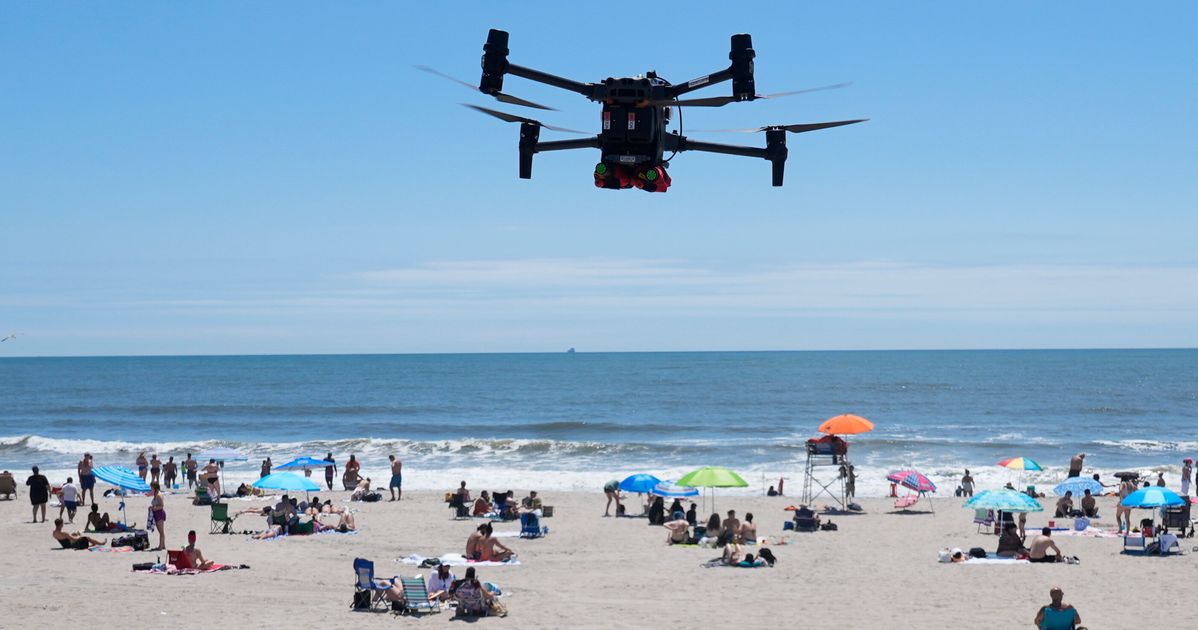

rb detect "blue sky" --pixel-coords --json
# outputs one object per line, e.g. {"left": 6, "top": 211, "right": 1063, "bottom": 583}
{"left": 2, "top": 3, "right": 1196, "bottom": 355}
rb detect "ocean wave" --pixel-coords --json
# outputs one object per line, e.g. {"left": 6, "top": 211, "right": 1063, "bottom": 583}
{"left": 1090, "top": 439, "right": 1198, "bottom": 454}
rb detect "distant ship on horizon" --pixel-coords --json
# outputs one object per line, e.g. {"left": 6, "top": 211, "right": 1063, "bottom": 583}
{"left": 566, "top": 347, "right": 575, "bottom": 353}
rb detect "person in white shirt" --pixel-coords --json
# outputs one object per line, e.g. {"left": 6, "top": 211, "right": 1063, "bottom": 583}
{"left": 427, "top": 563, "right": 457, "bottom": 601}
{"left": 59, "top": 478, "right": 80, "bottom": 523}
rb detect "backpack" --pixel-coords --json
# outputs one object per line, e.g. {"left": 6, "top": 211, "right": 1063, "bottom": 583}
{"left": 969, "top": 547, "right": 987, "bottom": 559}
{"left": 363, "top": 492, "right": 382, "bottom": 503}
{"left": 351, "top": 590, "right": 371, "bottom": 610}
{"left": 820, "top": 521, "right": 838, "bottom": 531}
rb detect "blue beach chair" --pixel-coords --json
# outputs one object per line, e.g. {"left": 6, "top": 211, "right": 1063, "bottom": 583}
{"left": 519, "top": 511, "right": 544, "bottom": 538}
{"left": 352, "top": 557, "right": 396, "bottom": 612}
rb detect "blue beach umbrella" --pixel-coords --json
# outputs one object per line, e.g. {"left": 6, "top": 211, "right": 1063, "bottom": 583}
{"left": 275, "top": 456, "right": 331, "bottom": 471}
{"left": 619, "top": 474, "right": 662, "bottom": 494}
{"left": 651, "top": 481, "right": 700, "bottom": 498}
{"left": 92, "top": 466, "right": 151, "bottom": 493}
{"left": 1053, "top": 477, "right": 1103, "bottom": 497}
{"left": 964, "top": 489, "right": 1043, "bottom": 513}
{"left": 253, "top": 472, "right": 321, "bottom": 493}
{"left": 1121, "top": 487, "right": 1185, "bottom": 509}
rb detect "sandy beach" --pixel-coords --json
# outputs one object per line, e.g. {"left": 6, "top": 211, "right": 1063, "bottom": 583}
{"left": 0, "top": 486, "right": 1187, "bottom": 629}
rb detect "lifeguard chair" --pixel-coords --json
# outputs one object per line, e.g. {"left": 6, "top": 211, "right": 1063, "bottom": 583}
{"left": 801, "top": 435, "right": 849, "bottom": 509}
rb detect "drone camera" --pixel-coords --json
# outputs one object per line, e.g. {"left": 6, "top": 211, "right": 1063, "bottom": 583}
{"left": 480, "top": 29, "right": 510, "bottom": 94}
{"left": 729, "top": 33, "right": 756, "bottom": 99}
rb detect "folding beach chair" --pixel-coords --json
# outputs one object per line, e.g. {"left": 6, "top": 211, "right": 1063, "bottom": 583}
{"left": 1162, "top": 504, "right": 1192, "bottom": 537}
{"left": 973, "top": 509, "right": 994, "bottom": 533}
{"left": 400, "top": 576, "right": 442, "bottom": 615}
{"left": 894, "top": 495, "right": 919, "bottom": 510}
{"left": 167, "top": 549, "right": 193, "bottom": 570}
{"left": 519, "top": 511, "right": 543, "bottom": 538}
{"left": 209, "top": 503, "right": 235, "bottom": 534}
{"left": 1122, "top": 534, "right": 1147, "bottom": 553}
{"left": 352, "top": 558, "right": 396, "bottom": 612}
{"left": 793, "top": 508, "right": 819, "bottom": 532}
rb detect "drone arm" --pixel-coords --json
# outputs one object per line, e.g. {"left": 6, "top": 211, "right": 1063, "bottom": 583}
{"left": 667, "top": 33, "right": 756, "bottom": 99}
{"left": 506, "top": 63, "right": 593, "bottom": 98}
{"left": 668, "top": 130, "right": 788, "bottom": 186}
{"left": 668, "top": 68, "right": 734, "bottom": 98}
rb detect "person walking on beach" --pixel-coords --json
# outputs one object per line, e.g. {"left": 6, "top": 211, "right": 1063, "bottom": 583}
{"left": 59, "top": 477, "right": 80, "bottom": 523}
{"left": 323, "top": 453, "right": 337, "bottom": 491}
{"left": 136, "top": 452, "right": 148, "bottom": 481}
{"left": 260, "top": 457, "right": 272, "bottom": 479}
{"left": 26, "top": 466, "right": 50, "bottom": 523}
{"left": 1033, "top": 587, "right": 1083, "bottom": 630}
{"left": 184, "top": 453, "right": 197, "bottom": 489}
{"left": 149, "top": 454, "right": 161, "bottom": 485}
{"left": 163, "top": 456, "right": 177, "bottom": 489}
{"left": 148, "top": 482, "right": 166, "bottom": 551}
{"left": 203, "top": 459, "right": 220, "bottom": 497}
{"left": 1067, "top": 453, "right": 1084, "bottom": 478}
{"left": 961, "top": 470, "right": 975, "bottom": 497}
{"left": 388, "top": 455, "right": 403, "bottom": 501}
{"left": 1182, "top": 458, "right": 1192, "bottom": 496}
{"left": 1116, "top": 476, "right": 1135, "bottom": 532}
{"left": 77, "top": 453, "right": 96, "bottom": 505}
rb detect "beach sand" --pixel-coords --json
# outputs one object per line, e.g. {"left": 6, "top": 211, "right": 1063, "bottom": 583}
{"left": 0, "top": 488, "right": 1187, "bottom": 628}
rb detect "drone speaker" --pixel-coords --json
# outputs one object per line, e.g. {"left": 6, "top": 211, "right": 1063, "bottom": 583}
{"left": 481, "top": 29, "right": 510, "bottom": 94}
{"left": 729, "top": 34, "right": 756, "bottom": 99}
{"left": 766, "top": 128, "right": 787, "bottom": 187}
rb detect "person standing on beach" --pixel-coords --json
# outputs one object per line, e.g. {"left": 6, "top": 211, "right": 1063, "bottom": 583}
{"left": 1116, "top": 476, "right": 1135, "bottom": 532}
{"left": 148, "top": 482, "right": 166, "bottom": 551}
{"left": 58, "top": 477, "right": 80, "bottom": 523}
{"left": 961, "top": 470, "right": 975, "bottom": 497}
{"left": 1067, "top": 453, "right": 1084, "bottom": 478}
{"left": 323, "top": 453, "right": 337, "bottom": 491}
{"left": 1156, "top": 472, "right": 1166, "bottom": 487}
{"left": 388, "top": 455, "right": 403, "bottom": 501}
{"left": 77, "top": 453, "right": 96, "bottom": 505}
{"left": 163, "top": 456, "right": 177, "bottom": 489}
{"left": 343, "top": 455, "right": 361, "bottom": 490}
{"left": 136, "top": 452, "right": 148, "bottom": 481}
{"left": 184, "top": 453, "right": 197, "bottom": 489}
{"left": 203, "top": 459, "right": 220, "bottom": 497}
{"left": 603, "top": 479, "right": 621, "bottom": 517}
{"left": 260, "top": 457, "right": 272, "bottom": 479}
{"left": 26, "top": 466, "right": 50, "bottom": 523}
{"left": 149, "top": 454, "right": 161, "bottom": 485}
{"left": 846, "top": 464, "right": 856, "bottom": 499}
{"left": 1182, "top": 458, "right": 1193, "bottom": 496}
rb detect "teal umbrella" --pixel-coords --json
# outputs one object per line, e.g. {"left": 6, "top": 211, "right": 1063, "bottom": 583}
{"left": 1121, "top": 487, "right": 1185, "bottom": 509}
{"left": 964, "top": 489, "right": 1043, "bottom": 513}
{"left": 253, "top": 472, "right": 321, "bottom": 493}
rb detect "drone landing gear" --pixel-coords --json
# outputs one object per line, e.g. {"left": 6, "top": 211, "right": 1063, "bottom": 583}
{"left": 593, "top": 163, "right": 671, "bottom": 193}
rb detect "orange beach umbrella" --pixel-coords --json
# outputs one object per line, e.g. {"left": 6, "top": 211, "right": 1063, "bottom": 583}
{"left": 818, "top": 414, "right": 875, "bottom": 435}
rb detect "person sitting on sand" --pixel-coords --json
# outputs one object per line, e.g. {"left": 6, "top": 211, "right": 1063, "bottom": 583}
{"left": 686, "top": 502, "right": 697, "bottom": 526}
{"left": 427, "top": 563, "right": 456, "bottom": 601}
{"left": 667, "top": 498, "right": 684, "bottom": 518}
{"left": 721, "top": 510, "right": 741, "bottom": 545}
{"left": 182, "top": 530, "right": 215, "bottom": 570}
{"left": 704, "top": 513, "right": 722, "bottom": 542}
{"left": 664, "top": 511, "right": 690, "bottom": 544}
{"left": 1028, "top": 527, "right": 1070, "bottom": 563}
{"left": 466, "top": 523, "right": 488, "bottom": 560}
{"left": 767, "top": 485, "right": 779, "bottom": 497}
{"left": 52, "top": 518, "right": 105, "bottom": 550}
{"left": 473, "top": 490, "right": 492, "bottom": 516}
{"left": 647, "top": 496, "right": 665, "bottom": 526}
{"left": 450, "top": 567, "right": 495, "bottom": 616}
{"left": 1054, "top": 492, "right": 1074, "bottom": 518}
{"left": 739, "top": 512, "right": 757, "bottom": 544}
{"left": 1081, "top": 490, "right": 1097, "bottom": 517}
{"left": 86, "top": 504, "right": 111, "bottom": 532}
{"left": 1033, "top": 587, "right": 1083, "bottom": 630}
{"left": 350, "top": 478, "right": 371, "bottom": 501}
{"left": 996, "top": 522, "right": 1028, "bottom": 558}
{"left": 480, "top": 525, "right": 515, "bottom": 562}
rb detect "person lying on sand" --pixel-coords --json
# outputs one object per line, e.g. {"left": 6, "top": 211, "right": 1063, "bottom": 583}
{"left": 315, "top": 512, "right": 356, "bottom": 533}
{"left": 52, "top": 518, "right": 105, "bottom": 550}
{"left": 350, "top": 478, "right": 371, "bottom": 501}
{"left": 722, "top": 542, "right": 743, "bottom": 565}
{"left": 182, "top": 530, "right": 215, "bottom": 570}
{"left": 253, "top": 524, "right": 283, "bottom": 540}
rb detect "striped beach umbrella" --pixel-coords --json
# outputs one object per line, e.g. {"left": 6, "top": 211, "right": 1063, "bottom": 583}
{"left": 651, "top": 481, "right": 700, "bottom": 498}
{"left": 92, "top": 465, "right": 151, "bottom": 493}
{"left": 997, "top": 457, "right": 1043, "bottom": 471}
{"left": 964, "top": 489, "right": 1043, "bottom": 513}
{"left": 886, "top": 469, "right": 937, "bottom": 493}
{"left": 1053, "top": 477, "right": 1103, "bottom": 497}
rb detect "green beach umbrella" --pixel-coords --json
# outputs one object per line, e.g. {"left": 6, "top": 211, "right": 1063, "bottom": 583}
{"left": 676, "top": 466, "right": 748, "bottom": 515}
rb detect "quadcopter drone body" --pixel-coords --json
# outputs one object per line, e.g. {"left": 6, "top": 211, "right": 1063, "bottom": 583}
{"left": 431, "top": 29, "right": 865, "bottom": 192}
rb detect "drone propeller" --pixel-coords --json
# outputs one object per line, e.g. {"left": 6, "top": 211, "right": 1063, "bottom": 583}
{"left": 461, "top": 104, "right": 589, "bottom": 134}
{"left": 688, "top": 119, "right": 869, "bottom": 134}
{"left": 652, "top": 82, "right": 852, "bottom": 108}
{"left": 416, "top": 65, "right": 555, "bottom": 111}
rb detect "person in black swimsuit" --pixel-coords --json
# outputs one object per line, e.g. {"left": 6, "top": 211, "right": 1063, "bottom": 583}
{"left": 26, "top": 466, "right": 50, "bottom": 523}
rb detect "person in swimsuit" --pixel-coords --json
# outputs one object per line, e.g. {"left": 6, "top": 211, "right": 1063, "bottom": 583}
{"left": 480, "top": 526, "right": 514, "bottom": 562}
{"left": 260, "top": 457, "right": 272, "bottom": 479}
{"left": 961, "top": 470, "right": 975, "bottom": 497}
{"left": 388, "top": 455, "right": 402, "bottom": 501}
{"left": 203, "top": 459, "right": 220, "bottom": 498}
{"left": 664, "top": 511, "right": 690, "bottom": 544}
{"left": 149, "top": 454, "right": 161, "bottom": 484}
{"left": 77, "top": 453, "right": 96, "bottom": 505}
{"left": 149, "top": 482, "right": 167, "bottom": 551}
{"left": 343, "top": 454, "right": 361, "bottom": 490}
{"left": 1116, "top": 478, "right": 1136, "bottom": 532}
{"left": 466, "top": 523, "right": 487, "bottom": 560}
{"left": 26, "top": 465, "right": 50, "bottom": 523}
{"left": 182, "top": 530, "right": 215, "bottom": 570}
{"left": 1028, "top": 528, "right": 1068, "bottom": 563}
{"left": 323, "top": 453, "right": 336, "bottom": 491}
{"left": 184, "top": 453, "right": 197, "bottom": 489}
{"left": 1033, "top": 587, "right": 1082, "bottom": 630}
{"left": 52, "top": 518, "right": 105, "bottom": 550}
{"left": 739, "top": 512, "right": 758, "bottom": 544}
{"left": 603, "top": 479, "right": 622, "bottom": 517}
{"left": 136, "top": 452, "right": 148, "bottom": 481}
{"left": 59, "top": 477, "right": 80, "bottom": 523}
{"left": 1067, "top": 453, "right": 1084, "bottom": 478}
{"left": 1182, "top": 458, "right": 1193, "bottom": 496}
{"left": 162, "top": 456, "right": 177, "bottom": 488}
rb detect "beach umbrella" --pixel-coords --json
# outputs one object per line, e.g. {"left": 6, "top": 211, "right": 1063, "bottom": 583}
{"left": 1053, "top": 477, "right": 1103, "bottom": 497}
{"left": 677, "top": 466, "right": 748, "bottom": 514}
{"left": 619, "top": 474, "right": 662, "bottom": 494}
{"left": 997, "top": 457, "right": 1042, "bottom": 471}
{"left": 275, "top": 456, "right": 331, "bottom": 471}
{"left": 886, "top": 469, "right": 937, "bottom": 493}
{"left": 818, "top": 414, "right": 875, "bottom": 435}
{"left": 1121, "top": 487, "right": 1185, "bottom": 509}
{"left": 253, "top": 472, "right": 320, "bottom": 499}
{"left": 92, "top": 466, "right": 151, "bottom": 493}
{"left": 651, "top": 481, "right": 700, "bottom": 498}
{"left": 964, "top": 489, "right": 1043, "bottom": 513}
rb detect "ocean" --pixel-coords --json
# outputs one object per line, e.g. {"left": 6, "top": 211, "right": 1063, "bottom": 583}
{"left": 1, "top": 350, "right": 1195, "bottom": 496}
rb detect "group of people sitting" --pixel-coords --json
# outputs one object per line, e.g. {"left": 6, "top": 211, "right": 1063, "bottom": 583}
{"left": 997, "top": 522, "right": 1079, "bottom": 563}
{"left": 449, "top": 482, "right": 544, "bottom": 521}
{"left": 465, "top": 522, "right": 515, "bottom": 562}
{"left": 658, "top": 507, "right": 759, "bottom": 547}
{"left": 1054, "top": 490, "right": 1099, "bottom": 518}
{"left": 239, "top": 494, "right": 356, "bottom": 539}
{"left": 374, "top": 565, "right": 502, "bottom": 616}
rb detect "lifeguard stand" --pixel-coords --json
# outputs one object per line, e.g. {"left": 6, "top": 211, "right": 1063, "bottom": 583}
{"left": 801, "top": 435, "right": 849, "bottom": 509}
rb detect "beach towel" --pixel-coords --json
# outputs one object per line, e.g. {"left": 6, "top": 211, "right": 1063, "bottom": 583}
{"left": 134, "top": 564, "right": 249, "bottom": 575}
{"left": 88, "top": 546, "right": 132, "bottom": 553}
{"left": 398, "top": 553, "right": 520, "bottom": 567}
{"left": 313, "top": 528, "right": 359, "bottom": 537}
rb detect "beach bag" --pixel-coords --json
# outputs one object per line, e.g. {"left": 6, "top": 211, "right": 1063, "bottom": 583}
{"left": 820, "top": 521, "right": 838, "bottom": 531}
{"left": 363, "top": 492, "right": 382, "bottom": 503}
{"left": 351, "top": 590, "right": 371, "bottom": 610}
{"left": 114, "top": 531, "right": 149, "bottom": 551}
{"left": 131, "top": 562, "right": 154, "bottom": 571}
{"left": 969, "top": 547, "right": 987, "bottom": 559}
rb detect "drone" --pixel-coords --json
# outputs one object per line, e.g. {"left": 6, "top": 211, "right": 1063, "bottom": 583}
{"left": 421, "top": 29, "right": 866, "bottom": 192}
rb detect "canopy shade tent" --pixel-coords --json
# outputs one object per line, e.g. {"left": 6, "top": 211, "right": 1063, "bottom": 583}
{"left": 818, "top": 414, "right": 874, "bottom": 435}
{"left": 253, "top": 472, "right": 321, "bottom": 494}
{"left": 964, "top": 489, "right": 1043, "bottom": 513}
{"left": 619, "top": 474, "right": 662, "bottom": 494}
{"left": 1053, "top": 477, "right": 1103, "bottom": 497}
{"left": 92, "top": 466, "right": 151, "bottom": 493}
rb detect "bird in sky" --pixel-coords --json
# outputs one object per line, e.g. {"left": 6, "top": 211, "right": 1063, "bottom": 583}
{"left": 0, "top": 334, "right": 17, "bottom": 343}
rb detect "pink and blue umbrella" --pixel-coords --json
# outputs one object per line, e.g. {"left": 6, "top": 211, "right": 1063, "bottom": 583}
{"left": 886, "top": 469, "right": 937, "bottom": 493}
